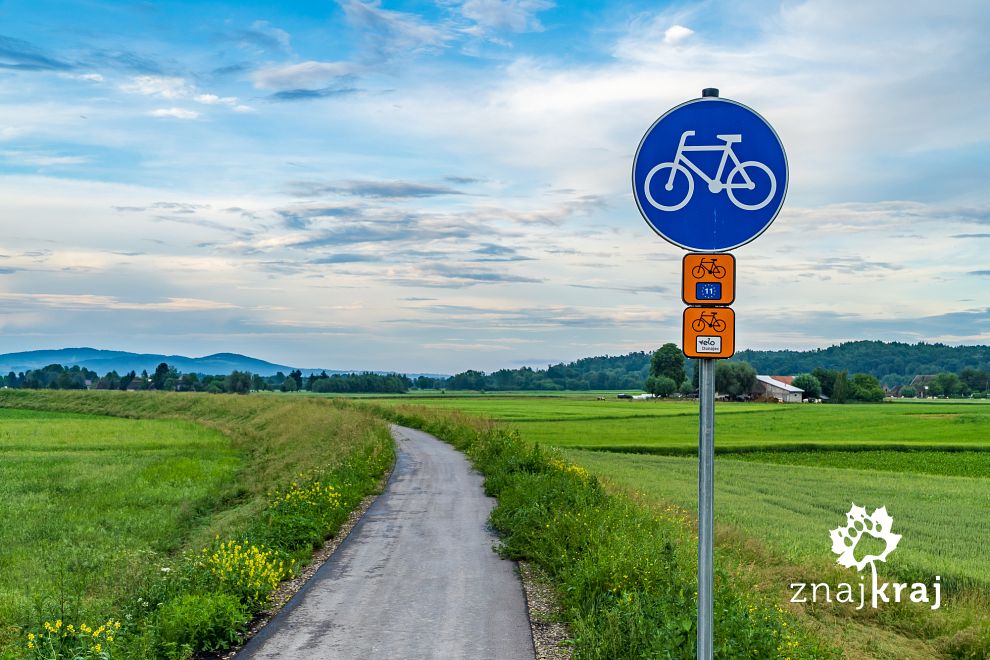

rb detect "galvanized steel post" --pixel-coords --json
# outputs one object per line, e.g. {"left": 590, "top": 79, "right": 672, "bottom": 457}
{"left": 698, "top": 357, "right": 715, "bottom": 659}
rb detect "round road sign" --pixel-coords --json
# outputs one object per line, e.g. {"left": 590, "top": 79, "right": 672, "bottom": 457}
{"left": 632, "top": 97, "right": 787, "bottom": 252}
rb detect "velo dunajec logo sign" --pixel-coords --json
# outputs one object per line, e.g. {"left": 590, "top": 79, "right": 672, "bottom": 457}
{"left": 789, "top": 504, "right": 942, "bottom": 610}
{"left": 631, "top": 96, "right": 788, "bottom": 252}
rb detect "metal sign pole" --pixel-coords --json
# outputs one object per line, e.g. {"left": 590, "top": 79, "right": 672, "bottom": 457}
{"left": 698, "top": 357, "right": 715, "bottom": 659}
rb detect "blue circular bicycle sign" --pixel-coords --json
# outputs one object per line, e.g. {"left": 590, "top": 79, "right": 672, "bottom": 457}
{"left": 632, "top": 96, "right": 787, "bottom": 252}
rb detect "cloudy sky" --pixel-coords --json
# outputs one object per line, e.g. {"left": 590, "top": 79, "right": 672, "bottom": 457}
{"left": 1, "top": 0, "right": 989, "bottom": 373}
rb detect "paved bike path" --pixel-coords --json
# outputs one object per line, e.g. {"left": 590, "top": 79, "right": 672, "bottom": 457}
{"left": 237, "top": 425, "right": 535, "bottom": 660}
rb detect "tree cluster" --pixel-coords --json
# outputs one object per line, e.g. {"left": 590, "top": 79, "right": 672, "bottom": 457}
{"left": 905, "top": 368, "right": 990, "bottom": 398}
{"left": 734, "top": 340, "right": 990, "bottom": 387}
{"left": 802, "top": 368, "right": 885, "bottom": 403}
{"left": 3, "top": 364, "right": 98, "bottom": 390}
{"left": 434, "top": 352, "right": 652, "bottom": 391}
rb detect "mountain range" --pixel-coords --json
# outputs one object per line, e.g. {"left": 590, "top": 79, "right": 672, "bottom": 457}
{"left": 0, "top": 348, "right": 446, "bottom": 378}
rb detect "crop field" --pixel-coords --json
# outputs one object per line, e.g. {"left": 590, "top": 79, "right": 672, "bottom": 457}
{"left": 565, "top": 450, "right": 990, "bottom": 590}
{"left": 377, "top": 395, "right": 990, "bottom": 657}
{"left": 0, "top": 408, "right": 238, "bottom": 633}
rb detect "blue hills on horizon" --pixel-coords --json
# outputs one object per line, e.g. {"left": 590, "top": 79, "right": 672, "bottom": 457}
{"left": 0, "top": 347, "right": 447, "bottom": 379}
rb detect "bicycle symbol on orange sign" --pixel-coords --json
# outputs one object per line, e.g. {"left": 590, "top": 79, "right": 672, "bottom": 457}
{"left": 691, "top": 311, "right": 727, "bottom": 333}
{"left": 691, "top": 258, "right": 726, "bottom": 279}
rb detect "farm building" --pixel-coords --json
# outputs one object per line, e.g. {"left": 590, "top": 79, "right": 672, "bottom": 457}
{"left": 752, "top": 375, "right": 804, "bottom": 403}
{"left": 910, "top": 374, "right": 937, "bottom": 397}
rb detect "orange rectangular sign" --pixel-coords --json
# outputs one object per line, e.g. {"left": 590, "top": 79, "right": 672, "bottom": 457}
{"left": 682, "top": 253, "right": 735, "bottom": 305}
{"left": 683, "top": 307, "right": 735, "bottom": 359}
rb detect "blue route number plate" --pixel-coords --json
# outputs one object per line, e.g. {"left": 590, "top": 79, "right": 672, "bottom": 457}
{"left": 696, "top": 282, "right": 722, "bottom": 301}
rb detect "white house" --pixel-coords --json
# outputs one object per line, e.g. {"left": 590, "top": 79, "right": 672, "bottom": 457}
{"left": 753, "top": 375, "right": 804, "bottom": 403}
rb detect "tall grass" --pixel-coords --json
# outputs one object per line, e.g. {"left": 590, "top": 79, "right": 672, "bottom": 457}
{"left": 367, "top": 402, "right": 838, "bottom": 659}
{"left": 0, "top": 391, "right": 394, "bottom": 659}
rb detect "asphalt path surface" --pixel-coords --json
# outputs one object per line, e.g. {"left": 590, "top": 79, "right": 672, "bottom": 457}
{"left": 237, "top": 424, "right": 535, "bottom": 660}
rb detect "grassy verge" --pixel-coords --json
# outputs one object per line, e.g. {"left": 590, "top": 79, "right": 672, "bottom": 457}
{"left": 365, "top": 402, "right": 839, "bottom": 658}
{"left": 0, "top": 390, "right": 394, "bottom": 659}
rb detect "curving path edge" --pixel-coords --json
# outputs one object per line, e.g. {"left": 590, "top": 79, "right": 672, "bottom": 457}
{"left": 237, "top": 424, "right": 535, "bottom": 660}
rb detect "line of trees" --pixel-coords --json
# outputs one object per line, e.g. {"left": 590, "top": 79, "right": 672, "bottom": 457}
{"left": 278, "top": 369, "right": 411, "bottom": 393}
{"left": 1, "top": 363, "right": 412, "bottom": 394}
{"left": 421, "top": 352, "right": 652, "bottom": 392}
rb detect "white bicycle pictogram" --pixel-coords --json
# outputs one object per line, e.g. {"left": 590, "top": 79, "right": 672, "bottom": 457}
{"left": 644, "top": 130, "right": 777, "bottom": 212}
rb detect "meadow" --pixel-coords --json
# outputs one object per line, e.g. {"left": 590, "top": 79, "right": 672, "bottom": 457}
{"left": 4, "top": 388, "right": 987, "bottom": 658}
{"left": 0, "top": 408, "right": 238, "bottom": 636}
{"left": 373, "top": 394, "right": 990, "bottom": 658}
{"left": 385, "top": 395, "right": 990, "bottom": 452}
{"left": 0, "top": 391, "right": 394, "bottom": 658}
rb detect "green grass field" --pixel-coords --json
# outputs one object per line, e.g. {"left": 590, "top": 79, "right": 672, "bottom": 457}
{"left": 0, "top": 408, "right": 238, "bottom": 638}
{"left": 564, "top": 450, "right": 990, "bottom": 591}
{"left": 4, "top": 390, "right": 987, "bottom": 657}
{"left": 375, "top": 395, "right": 990, "bottom": 657}
{"left": 383, "top": 396, "right": 990, "bottom": 452}
{"left": 0, "top": 391, "right": 394, "bottom": 658}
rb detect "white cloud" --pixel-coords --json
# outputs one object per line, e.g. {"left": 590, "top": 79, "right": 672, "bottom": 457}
{"left": 149, "top": 108, "right": 200, "bottom": 120}
{"left": 252, "top": 61, "right": 354, "bottom": 89}
{"left": 459, "top": 0, "right": 554, "bottom": 33}
{"left": 0, "top": 293, "right": 238, "bottom": 312}
{"left": 122, "top": 76, "right": 245, "bottom": 114}
{"left": 341, "top": 0, "right": 451, "bottom": 61}
{"left": 60, "top": 72, "right": 104, "bottom": 82}
{"left": 121, "top": 75, "right": 192, "bottom": 99}
{"left": 663, "top": 24, "right": 694, "bottom": 45}
{"left": 0, "top": 150, "right": 89, "bottom": 167}
{"left": 194, "top": 94, "right": 240, "bottom": 106}
{"left": 251, "top": 20, "right": 292, "bottom": 51}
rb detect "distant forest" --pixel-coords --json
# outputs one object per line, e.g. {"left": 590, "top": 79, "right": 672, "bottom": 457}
{"left": 733, "top": 340, "right": 990, "bottom": 388}
{"left": 431, "top": 340, "right": 990, "bottom": 391}
{"left": 418, "top": 352, "right": 653, "bottom": 391}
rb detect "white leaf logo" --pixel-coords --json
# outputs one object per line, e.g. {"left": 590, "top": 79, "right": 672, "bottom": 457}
{"left": 829, "top": 503, "right": 901, "bottom": 571}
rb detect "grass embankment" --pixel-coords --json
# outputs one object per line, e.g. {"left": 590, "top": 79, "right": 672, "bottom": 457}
{"left": 365, "top": 402, "right": 839, "bottom": 659}
{"left": 0, "top": 390, "right": 394, "bottom": 659}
